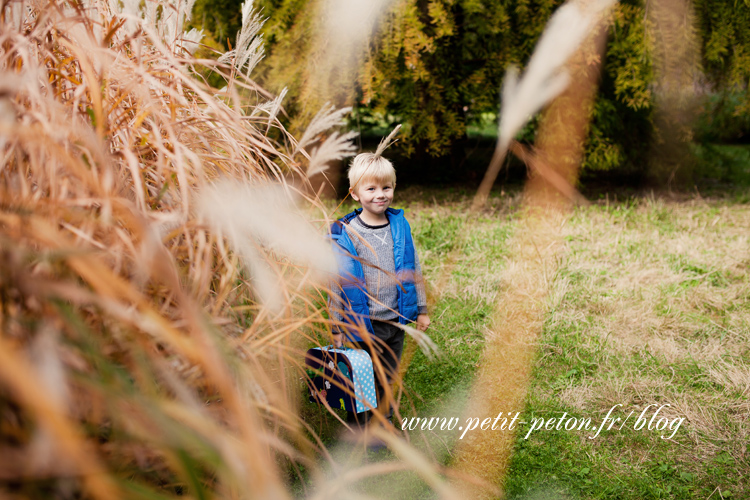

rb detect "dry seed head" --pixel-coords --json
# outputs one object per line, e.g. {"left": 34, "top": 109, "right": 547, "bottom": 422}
{"left": 295, "top": 102, "right": 352, "bottom": 154}
{"left": 306, "top": 130, "right": 359, "bottom": 178}
{"left": 498, "top": 0, "right": 616, "bottom": 151}
{"left": 374, "top": 123, "right": 401, "bottom": 157}
{"left": 251, "top": 86, "right": 287, "bottom": 122}
{"left": 179, "top": 28, "right": 205, "bottom": 55}
{"left": 5, "top": 1, "right": 28, "bottom": 29}
{"left": 218, "top": 0, "right": 266, "bottom": 77}
{"left": 196, "top": 180, "right": 338, "bottom": 313}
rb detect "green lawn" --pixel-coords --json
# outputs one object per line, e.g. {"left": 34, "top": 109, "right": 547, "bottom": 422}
{"left": 502, "top": 197, "right": 749, "bottom": 500}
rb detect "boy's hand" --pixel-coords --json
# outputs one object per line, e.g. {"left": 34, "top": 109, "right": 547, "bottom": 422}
{"left": 416, "top": 314, "right": 431, "bottom": 332}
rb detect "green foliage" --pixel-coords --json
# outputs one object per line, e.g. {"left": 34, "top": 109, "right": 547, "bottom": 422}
{"left": 248, "top": 0, "right": 659, "bottom": 175}
{"left": 191, "top": 0, "right": 243, "bottom": 49}
{"left": 694, "top": 90, "right": 750, "bottom": 143}
{"left": 692, "top": 143, "right": 750, "bottom": 187}
{"left": 193, "top": 0, "right": 750, "bottom": 180}
{"left": 694, "top": 0, "right": 750, "bottom": 91}
{"left": 251, "top": 0, "right": 315, "bottom": 101}
{"left": 362, "top": 0, "right": 562, "bottom": 157}
{"left": 692, "top": 0, "right": 750, "bottom": 143}
{"left": 581, "top": 1, "right": 654, "bottom": 173}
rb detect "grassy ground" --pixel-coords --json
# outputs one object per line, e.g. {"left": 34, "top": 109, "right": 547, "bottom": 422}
{"left": 504, "top": 196, "right": 750, "bottom": 500}
{"left": 302, "top": 188, "right": 749, "bottom": 499}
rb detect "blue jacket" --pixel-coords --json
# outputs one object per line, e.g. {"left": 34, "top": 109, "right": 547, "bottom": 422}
{"left": 329, "top": 208, "right": 420, "bottom": 341}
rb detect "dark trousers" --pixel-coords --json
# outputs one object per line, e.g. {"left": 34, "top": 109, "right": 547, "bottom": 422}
{"left": 347, "top": 319, "right": 404, "bottom": 425}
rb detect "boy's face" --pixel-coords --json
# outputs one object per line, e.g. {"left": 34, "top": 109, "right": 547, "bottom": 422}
{"left": 350, "top": 178, "right": 394, "bottom": 220}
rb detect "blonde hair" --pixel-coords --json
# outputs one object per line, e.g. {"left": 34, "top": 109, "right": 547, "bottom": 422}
{"left": 347, "top": 153, "right": 397, "bottom": 190}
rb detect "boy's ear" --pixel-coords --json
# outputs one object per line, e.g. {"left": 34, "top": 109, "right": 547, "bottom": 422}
{"left": 349, "top": 187, "right": 360, "bottom": 201}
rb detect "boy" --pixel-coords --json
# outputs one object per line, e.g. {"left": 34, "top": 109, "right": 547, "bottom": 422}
{"left": 328, "top": 152, "right": 430, "bottom": 426}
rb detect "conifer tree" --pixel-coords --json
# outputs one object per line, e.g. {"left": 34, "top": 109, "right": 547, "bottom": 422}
{"left": 194, "top": 0, "right": 750, "bottom": 175}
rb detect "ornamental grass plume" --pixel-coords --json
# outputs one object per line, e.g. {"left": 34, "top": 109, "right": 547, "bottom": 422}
{"left": 0, "top": 0, "right": 456, "bottom": 496}
{"left": 217, "top": 0, "right": 266, "bottom": 79}
{"left": 294, "top": 102, "right": 358, "bottom": 177}
{"left": 472, "top": 0, "right": 616, "bottom": 209}
{"left": 0, "top": 0, "right": 416, "bottom": 497}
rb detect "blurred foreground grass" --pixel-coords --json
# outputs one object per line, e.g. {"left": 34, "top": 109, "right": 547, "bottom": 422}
{"left": 0, "top": 1, "right": 352, "bottom": 498}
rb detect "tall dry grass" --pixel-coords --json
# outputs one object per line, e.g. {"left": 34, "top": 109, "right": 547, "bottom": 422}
{"left": 0, "top": 0, "right": 379, "bottom": 497}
